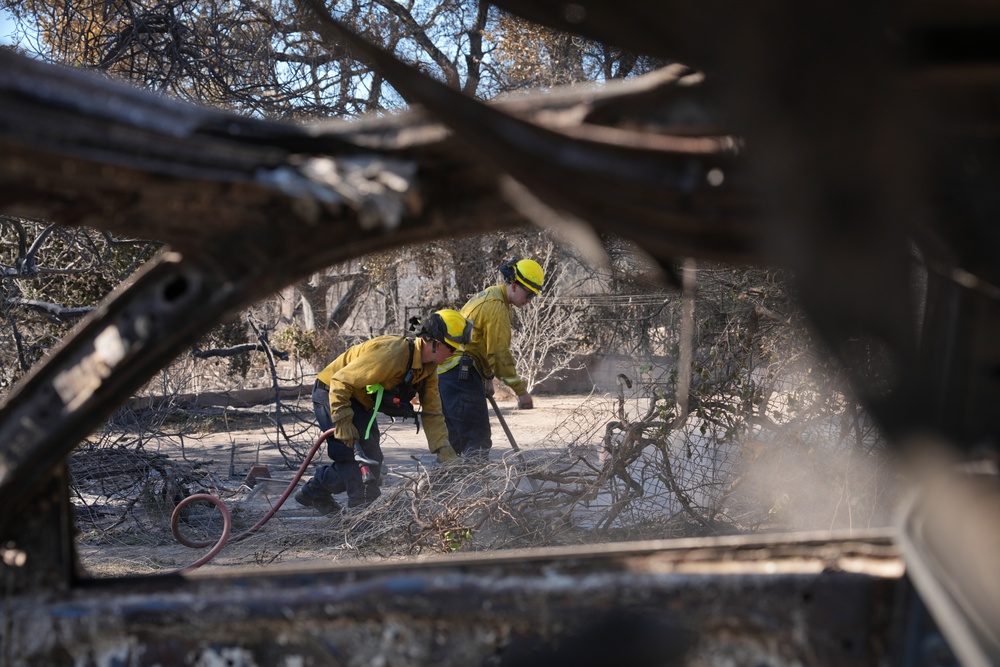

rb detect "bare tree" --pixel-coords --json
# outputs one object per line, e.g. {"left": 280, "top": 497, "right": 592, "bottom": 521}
{"left": 2, "top": 0, "right": 493, "bottom": 115}
{"left": 478, "top": 9, "right": 655, "bottom": 94}
{"left": 0, "top": 0, "right": 662, "bottom": 389}
{"left": 0, "top": 216, "right": 159, "bottom": 386}
{"left": 509, "top": 239, "right": 597, "bottom": 392}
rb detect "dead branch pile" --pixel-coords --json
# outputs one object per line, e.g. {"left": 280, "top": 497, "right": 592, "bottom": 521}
{"left": 69, "top": 441, "right": 232, "bottom": 544}
{"left": 69, "top": 386, "right": 895, "bottom": 576}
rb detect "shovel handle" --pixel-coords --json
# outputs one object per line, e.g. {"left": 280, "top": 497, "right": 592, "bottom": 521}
{"left": 487, "top": 394, "right": 520, "bottom": 452}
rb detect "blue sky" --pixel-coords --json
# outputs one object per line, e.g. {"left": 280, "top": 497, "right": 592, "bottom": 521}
{"left": 1, "top": 8, "right": 15, "bottom": 46}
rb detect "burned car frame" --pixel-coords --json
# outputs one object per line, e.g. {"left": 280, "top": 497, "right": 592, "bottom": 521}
{"left": 1, "top": 0, "right": 999, "bottom": 664}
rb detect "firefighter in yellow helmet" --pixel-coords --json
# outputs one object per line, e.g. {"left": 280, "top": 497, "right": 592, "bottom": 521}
{"left": 295, "top": 309, "right": 473, "bottom": 514}
{"left": 437, "top": 258, "right": 544, "bottom": 461}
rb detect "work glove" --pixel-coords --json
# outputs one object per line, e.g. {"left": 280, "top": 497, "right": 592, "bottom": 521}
{"left": 517, "top": 392, "right": 534, "bottom": 410}
{"left": 435, "top": 444, "right": 460, "bottom": 464}
{"left": 484, "top": 378, "right": 495, "bottom": 397}
{"left": 334, "top": 417, "right": 360, "bottom": 445}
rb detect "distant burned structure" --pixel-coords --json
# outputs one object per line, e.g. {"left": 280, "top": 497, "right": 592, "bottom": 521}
{"left": 1, "top": 0, "right": 999, "bottom": 664}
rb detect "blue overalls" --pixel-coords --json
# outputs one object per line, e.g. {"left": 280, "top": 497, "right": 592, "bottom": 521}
{"left": 438, "top": 357, "right": 492, "bottom": 459}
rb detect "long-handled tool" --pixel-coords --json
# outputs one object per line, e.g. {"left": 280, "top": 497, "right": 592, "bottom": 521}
{"left": 487, "top": 394, "right": 540, "bottom": 491}
{"left": 488, "top": 394, "right": 521, "bottom": 451}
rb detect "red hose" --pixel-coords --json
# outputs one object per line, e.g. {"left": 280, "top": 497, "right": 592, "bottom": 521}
{"left": 169, "top": 427, "right": 335, "bottom": 573}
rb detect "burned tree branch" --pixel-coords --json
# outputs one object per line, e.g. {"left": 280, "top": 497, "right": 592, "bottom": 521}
{"left": 8, "top": 299, "right": 93, "bottom": 323}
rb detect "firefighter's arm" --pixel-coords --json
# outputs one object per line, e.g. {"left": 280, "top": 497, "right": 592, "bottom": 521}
{"left": 325, "top": 372, "right": 356, "bottom": 425}
{"left": 482, "top": 301, "right": 527, "bottom": 396}
{"left": 324, "top": 375, "right": 358, "bottom": 443}
{"left": 327, "top": 347, "right": 401, "bottom": 423}
{"left": 418, "top": 374, "right": 458, "bottom": 461}
{"left": 322, "top": 384, "right": 358, "bottom": 443}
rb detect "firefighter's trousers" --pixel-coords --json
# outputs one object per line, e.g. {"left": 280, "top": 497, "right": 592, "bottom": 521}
{"left": 438, "top": 364, "right": 492, "bottom": 459}
{"left": 300, "top": 384, "right": 383, "bottom": 507}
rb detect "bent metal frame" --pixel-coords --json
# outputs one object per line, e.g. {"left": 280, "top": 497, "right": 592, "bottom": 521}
{"left": 1, "top": 1, "right": 999, "bottom": 664}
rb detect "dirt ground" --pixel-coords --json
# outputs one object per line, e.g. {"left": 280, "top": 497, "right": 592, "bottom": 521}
{"left": 74, "top": 392, "right": 617, "bottom": 578}
{"left": 309, "top": 392, "right": 592, "bottom": 470}
{"left": 73, "top": 384, "right": 899, "bottom": 578}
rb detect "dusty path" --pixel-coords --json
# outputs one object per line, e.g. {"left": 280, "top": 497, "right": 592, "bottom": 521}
{"left": 75, "top": 393, "right": 620, "bottom": 577}
{"left": 202, "top": 393, "right": 604, "bottom": 482}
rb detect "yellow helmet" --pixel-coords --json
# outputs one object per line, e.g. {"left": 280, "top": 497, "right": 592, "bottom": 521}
{"left": 413, "top": 309, "right": 473, "bottom": 351}
{"left": 502, "top": 258, "right": 545, "bottom": 295}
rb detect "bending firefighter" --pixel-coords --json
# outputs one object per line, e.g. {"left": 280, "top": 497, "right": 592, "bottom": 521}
{"left": 296, "top": 309, "right": 473, "bottom": 514}
{"left": 438, "top": 258, "right": 544, "bottom": 461}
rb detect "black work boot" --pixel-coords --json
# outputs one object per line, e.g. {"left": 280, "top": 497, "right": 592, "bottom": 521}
{"left": 294, "top": 490, "right": 342, "bottom": 516}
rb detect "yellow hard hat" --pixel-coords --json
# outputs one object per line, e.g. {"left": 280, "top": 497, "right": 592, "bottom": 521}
{"left": 423, "top": 309, "right": 473, "bottom": 351}
{"left": 507, "top": 258, "right": 545, "bottom": 295}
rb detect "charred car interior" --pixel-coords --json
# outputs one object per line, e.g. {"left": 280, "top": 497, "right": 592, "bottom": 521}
{"left": 1, "top": 0, "right": 999, "bottom": 664}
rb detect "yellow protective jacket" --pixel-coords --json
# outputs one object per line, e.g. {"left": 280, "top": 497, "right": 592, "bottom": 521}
{"left": 316, "top": 336, "right": 450, "bottom": 453}
{"left": 439, "top": 284, "right": 527, "bottom": 396}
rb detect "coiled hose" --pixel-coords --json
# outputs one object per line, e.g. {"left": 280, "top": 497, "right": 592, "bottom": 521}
{"left": 169, "top": 426, "right": 334, "bottom": 573}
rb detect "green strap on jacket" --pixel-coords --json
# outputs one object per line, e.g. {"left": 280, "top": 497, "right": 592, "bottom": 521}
{"left": 365, "top": 383, "right": 384, "bottom": 439}
{"left": 362, "top": 340, "right": 417, "bottom": 439}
